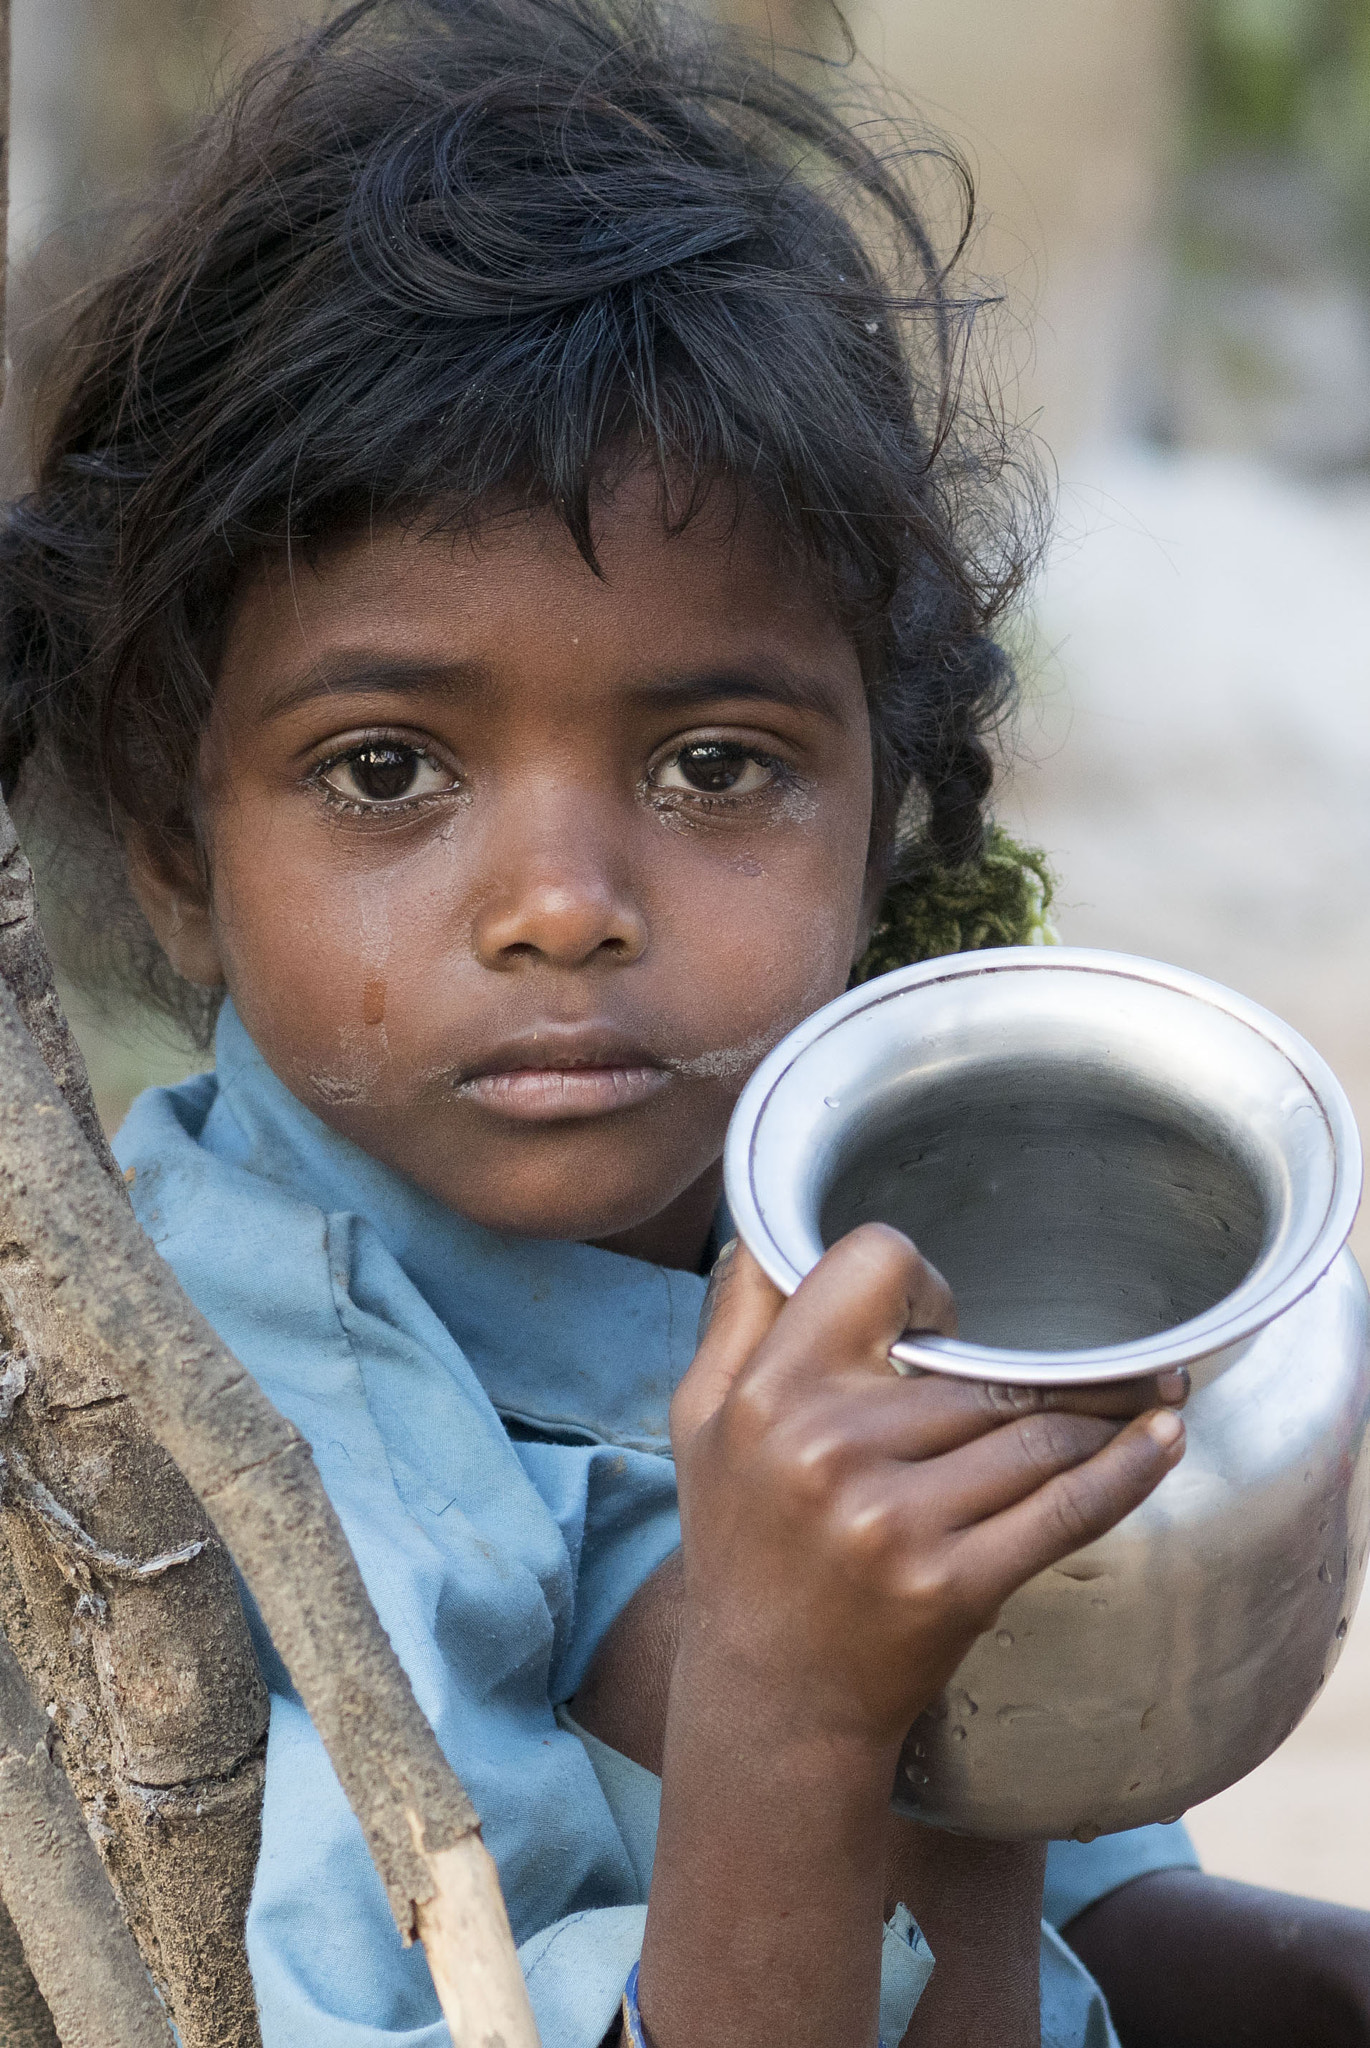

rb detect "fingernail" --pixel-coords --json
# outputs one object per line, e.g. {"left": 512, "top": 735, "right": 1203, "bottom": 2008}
{"left": 1146, "top": 1410, "right": 1184, "bottom": 1448}
{"left": 1157, "top": 1367, "right": 1190, "bottom": 1405}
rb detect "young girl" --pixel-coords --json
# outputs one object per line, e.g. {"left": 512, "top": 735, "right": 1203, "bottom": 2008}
{"left": 5, "top": 4, "right": 1370, "bottom": 2044}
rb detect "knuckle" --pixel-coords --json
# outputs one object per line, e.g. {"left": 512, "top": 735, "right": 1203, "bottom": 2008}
{"left": 1017, "top": 1409, "right": 1083, "bottom": 1470}
{"left": 841, "top": 1221, "right": 922, "bottom": 1298}
{"left": 900, "top": 1547, "right": 955, "bottom": 1610}
{"left": 920, "top": 1263, "right": 957, "bottom": 1328}
{"left": 1047, "top": 1470, "right": 1099, "bottom": 1549}
{"left": 981, "top": 1380, "right": 1043, "bottom": 1420}
{"left": 726, "top": 1372, "right": 782, "bottom": 1445}
{"left": 773, "top": 1428, "right": 847, "bottom": 1513}
{"left": 901, "top": 1549, "right": 981, "bottom": 1629}
{"left": 835, "top": 1492, "right": 900, "bottom": 1570}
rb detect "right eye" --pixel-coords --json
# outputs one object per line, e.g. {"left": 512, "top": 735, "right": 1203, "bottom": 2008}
{"left": 317, "top": 742, "right": 454, "bottom": 807}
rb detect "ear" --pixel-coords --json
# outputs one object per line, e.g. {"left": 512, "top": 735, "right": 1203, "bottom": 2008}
{"left": 125, "top": 828, "right": 225, "bottom": 988}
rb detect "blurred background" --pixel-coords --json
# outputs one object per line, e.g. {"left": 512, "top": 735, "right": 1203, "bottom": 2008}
{"left": 5, "top": 0, "right": 1369, "bottom": 1908}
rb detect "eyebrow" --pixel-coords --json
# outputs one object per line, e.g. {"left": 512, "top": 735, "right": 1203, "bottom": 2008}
{"left": 622, "top": 664, "right": 848, "bottom": 721}
{"left": 257, "top": 658, "right": 494, "bottom": 722}
{"left": 257, "top": 652, "right": 848, "bottom": 724}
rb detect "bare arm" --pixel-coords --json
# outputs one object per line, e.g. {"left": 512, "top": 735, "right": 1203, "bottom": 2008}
{"left": 1062, "top": 1869, "right": 1370, "bottom": 2048}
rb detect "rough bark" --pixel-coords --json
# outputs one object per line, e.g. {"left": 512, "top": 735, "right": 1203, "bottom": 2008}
{"left": 0, "top": 805, "right": 269, "bottom": 2048}
{"left": 0, "top": 1881, "right": 59, "bottom": 2048}
{"left": 0, "top": 817, "right": 114, "bottom": 1181}
{"left": 0, "top": 1629, "right": 174, "bottom": 2048}
{"left": 0, "top": 971, "right": 540, "bottom": 2048}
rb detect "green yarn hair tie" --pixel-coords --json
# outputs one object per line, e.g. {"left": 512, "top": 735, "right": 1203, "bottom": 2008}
{"left": 850, "top": 824, "right": 1059, "bottom": 987}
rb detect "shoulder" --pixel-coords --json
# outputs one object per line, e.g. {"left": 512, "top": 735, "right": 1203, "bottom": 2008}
{"left": 114, "top": 1071, "right": 353, "bottom": 1396}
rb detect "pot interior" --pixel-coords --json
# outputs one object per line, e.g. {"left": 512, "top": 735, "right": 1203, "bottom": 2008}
{"left": 818, "top": 1059, "right": 1268, "bottom": 1352}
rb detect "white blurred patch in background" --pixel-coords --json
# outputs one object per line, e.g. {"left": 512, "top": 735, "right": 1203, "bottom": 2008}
{"left": 1010, "top": 444, "right": 1370, "bottom": 1903}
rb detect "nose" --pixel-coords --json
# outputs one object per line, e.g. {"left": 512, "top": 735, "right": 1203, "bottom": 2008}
{"left": 471, "top": 806, "right": 649, "bottom": 972}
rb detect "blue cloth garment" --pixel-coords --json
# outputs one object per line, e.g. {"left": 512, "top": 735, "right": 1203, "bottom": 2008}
{"left": 115, "top": 1001, "right": 1199, "bottom": 2048}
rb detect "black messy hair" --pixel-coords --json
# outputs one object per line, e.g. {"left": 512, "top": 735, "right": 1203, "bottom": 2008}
{"left": 0, "top": 0, "right": 1044, "bottom": 1042}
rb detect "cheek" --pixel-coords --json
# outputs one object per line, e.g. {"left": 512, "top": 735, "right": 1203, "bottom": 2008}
{"left": 203, "top": 804, "right": 427, "bottom": 1090}
{"left": 654, "top": 813, "right": 870, "bottom": 1059}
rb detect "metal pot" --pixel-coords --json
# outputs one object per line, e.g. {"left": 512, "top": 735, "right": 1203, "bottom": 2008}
{"left": 724, "top": 948, "right": 1370, "bottom": 1840}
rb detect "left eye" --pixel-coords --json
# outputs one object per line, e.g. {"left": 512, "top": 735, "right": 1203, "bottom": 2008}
{"left": 652, "top": 743, "right": 776, "bottom": 796}
{"left": 318, "top": 743, "right": 453, "bottom": 805}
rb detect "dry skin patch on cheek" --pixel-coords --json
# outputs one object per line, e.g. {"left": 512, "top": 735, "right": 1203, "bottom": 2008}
{"left": 670, "top": 1026, "right": 787, "bottom": 1081}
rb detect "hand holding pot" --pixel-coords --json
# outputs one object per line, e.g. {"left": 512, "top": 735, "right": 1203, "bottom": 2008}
{"left": 668, "top": 1227, "right": 1187, "bottom": 1758}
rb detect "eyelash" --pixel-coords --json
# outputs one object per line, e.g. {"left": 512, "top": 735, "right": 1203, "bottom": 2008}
{"left": 645, "top": 739, "right": 794, "bottom": 811}
{"left": 310, "top": 734, "right": 458, "bottom": 817}
{"left": 307, "top": 732, "right": 797, "bottom": 818}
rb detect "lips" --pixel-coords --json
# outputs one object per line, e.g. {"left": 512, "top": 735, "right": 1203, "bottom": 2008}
{"left": 452, "top": 1026, "right": 674, "bottom": 1123}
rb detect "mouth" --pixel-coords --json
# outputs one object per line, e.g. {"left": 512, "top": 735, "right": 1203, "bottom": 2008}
{"left": 453, "top": 1027, "right": 674, "bottom": 1123}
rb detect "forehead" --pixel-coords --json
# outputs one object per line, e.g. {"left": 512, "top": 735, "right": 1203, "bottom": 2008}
{"left": 218, "top": 469, "right": 860, "bottom": 715}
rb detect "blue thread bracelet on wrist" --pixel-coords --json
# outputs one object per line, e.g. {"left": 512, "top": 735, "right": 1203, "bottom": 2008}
{"left": 621, "top": 1962, "right": 649, "bottom": 2048}
{"left": 621, "top": 1962, "right": 887, "bottom": 2048}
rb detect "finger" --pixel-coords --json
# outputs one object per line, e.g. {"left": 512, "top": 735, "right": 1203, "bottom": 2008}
{"left": 830, "top": 1403, "right": 1123, "bottom": 1534}
{"left": 745, "top": 1371, "right": 1108, "bottom": 1475}
{"left": 745, "top": 1223, "right": 955, "bottom": 1402}
{"left": 921, "top": 1408, "right": 1125, "bottom": 1528}
{"left": 953, "top": 1368, "right": 1191, "bottom": 1422}
{"left": 696, "top": 1237, "right": 739, "bottom": 1344}
{"left": 761, "top": 1365, "right": 1187, "bottom": 1482}
{"left": 671, "top": 1242, "right": 784, "bottom": 1448}
{"left": 949, "top": 1409, "right": 1185, "bottom": 1610}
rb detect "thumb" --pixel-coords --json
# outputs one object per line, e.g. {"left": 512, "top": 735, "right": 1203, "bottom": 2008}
{"left": 670, "top": 1241, "right": 784, "bottom": 1452}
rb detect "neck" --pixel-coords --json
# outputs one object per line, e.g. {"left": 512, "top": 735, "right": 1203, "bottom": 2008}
{"left": 591, "top": 1161, "right": 724, "bottom": 1273}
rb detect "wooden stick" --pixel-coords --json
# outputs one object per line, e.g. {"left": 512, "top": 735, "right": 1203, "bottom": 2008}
{"left": 0, "top": 813, "right": 116, "bottom": 1180}
{"left": 0, "top": 1885, "right": 59, "bottom": 2048}
{"left": 0, "top": 799, "right": 269, "bottom": 2048}
{"left": 0, "top": 1629, "right": 174, "bottom": 2048}
{"left": 0, "top": 975, "right": 540, "bottom": 2048}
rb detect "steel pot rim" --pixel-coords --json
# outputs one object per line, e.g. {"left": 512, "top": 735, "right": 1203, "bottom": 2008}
{"left": 724, "top": 946, "right": 1364, "bottom": 1385}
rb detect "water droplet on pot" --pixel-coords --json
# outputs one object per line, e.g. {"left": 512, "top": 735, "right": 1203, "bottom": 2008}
{"left": 1337, "top": 1617, "right": 1349, "bottom": 1639}
{"left": 951, "top": 1725, "right": 967, "bottom": 1742}
{"left": 995, "top": 1630, "right": 1014, "bottom": 1649}
{"left": 1140, "top": 1702, "right": 1160, "bottom": 1731}
{"left": 1073, "top": 1823, "right": 1101, "bottom": 1844}
{"left": 823, "top": 1095, "right": 840, "bottom": 1109}
{"left": 997, "top": 1703, "right": 1050, "bottom": 1727}
{"left": 1319, "top": 1561, "right": 1333, "bottom": 1584}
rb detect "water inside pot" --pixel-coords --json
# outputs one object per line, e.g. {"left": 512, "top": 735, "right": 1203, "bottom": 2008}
{"left": 818, "top": 1059, "right": 1268, "bottom": 1351}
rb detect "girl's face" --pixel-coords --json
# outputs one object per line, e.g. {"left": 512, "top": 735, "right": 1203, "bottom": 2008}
{"left": 137, "top": 471, "right": 875, "bottom": 1268}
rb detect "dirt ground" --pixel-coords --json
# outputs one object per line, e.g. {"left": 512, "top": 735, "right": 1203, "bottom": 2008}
{"left": 1006, "top": 444, "right": 1370, "bottom": 1906}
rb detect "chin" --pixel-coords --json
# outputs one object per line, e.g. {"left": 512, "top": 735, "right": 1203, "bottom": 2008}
{"left": 441, "top": 1155, "right": 705, "bottom": 1247}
